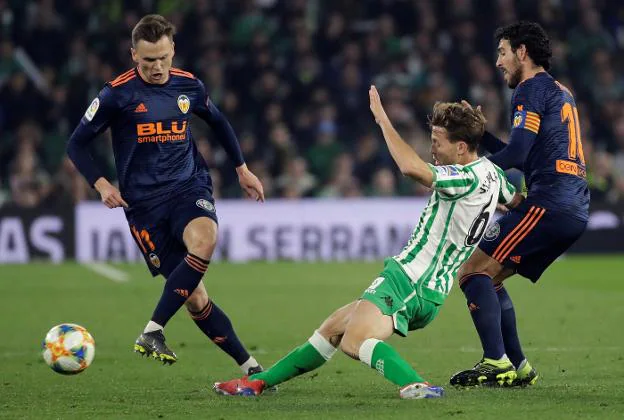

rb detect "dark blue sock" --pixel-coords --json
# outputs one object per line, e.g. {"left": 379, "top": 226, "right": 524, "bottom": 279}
{"left": 460, "top": 273, "right": 506, "bottom": 360}
{"left": 496, "top": 285, "right": 525, "bottom": 367}
{"left": 151, "top": 254, "right": 208, "bottom": 327}
{"left": 189, "top": 300, "right": 251, "bottom": 366}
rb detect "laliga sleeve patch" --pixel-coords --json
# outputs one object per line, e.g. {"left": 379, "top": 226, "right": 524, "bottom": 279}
{"left": 84, "top": 98, "right": 100, "bottom": 121}
{"left": 435, "top": 166, "right": 459, "bottom": 176}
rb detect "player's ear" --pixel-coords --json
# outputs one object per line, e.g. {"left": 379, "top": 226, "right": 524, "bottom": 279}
{"left": 131, "top": 47, "right": 138, "bottom": 63}
{"left": 516, "top": 44, "right": 527, "bottom": 61}
{"left": 171, "top": 41, "right": 175, "bottom": 57}
{"left": 457, "top": 141, "right": 468, "bottom": 155}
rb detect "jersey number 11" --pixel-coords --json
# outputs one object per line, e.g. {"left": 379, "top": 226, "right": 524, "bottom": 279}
{"left": 561, "top": 103, "right": 585, "bottom": 165}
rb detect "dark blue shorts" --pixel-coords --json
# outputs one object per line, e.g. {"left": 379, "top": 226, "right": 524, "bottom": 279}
{"left": 479, "top": 202, "right": 587, "bottom": 282}
{"left": 124, "top": 185, "right": 218, "bottom": 277}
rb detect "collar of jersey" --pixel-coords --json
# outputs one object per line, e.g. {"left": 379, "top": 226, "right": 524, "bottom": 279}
{"left": 517, "top": 71, "right": 549, "bottom": 89}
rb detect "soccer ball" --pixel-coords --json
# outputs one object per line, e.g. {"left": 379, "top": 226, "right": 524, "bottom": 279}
{"left": 42, "top": 323, "right": 95, "bottom": 375}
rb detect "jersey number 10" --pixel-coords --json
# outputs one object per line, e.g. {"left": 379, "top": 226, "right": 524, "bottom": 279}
{"left": 561, "top": 103, "right": 585, "bottom": 165}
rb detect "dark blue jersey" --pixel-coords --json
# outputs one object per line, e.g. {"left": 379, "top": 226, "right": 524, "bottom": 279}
{"left": 67, "top": 67, "right": 244, "bottom": 206}
{"left": 493, "top": 72, "right": 589, "bottom": 221}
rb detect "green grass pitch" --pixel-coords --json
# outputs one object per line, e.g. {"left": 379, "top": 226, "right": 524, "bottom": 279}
{"left": 1, "top": 256, "right": 623, "bottom": 419}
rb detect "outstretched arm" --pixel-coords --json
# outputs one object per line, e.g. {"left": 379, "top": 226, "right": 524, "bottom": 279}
{"left": 461, "top": 90, "right": 539, "bottom": 171}
{"left": 487, "top": 129, "right": 535, "bottom": 170}
{"left": 481, "top": 131, "right": 508, "bottom": 154}
{"left": 369, "top": 85, "right": 433, "bottom": 188}
{"left": 460, "top": 100, "right": 508, "bottom": 154}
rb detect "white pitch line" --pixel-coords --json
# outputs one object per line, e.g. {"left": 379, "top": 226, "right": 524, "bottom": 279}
{"left": 82, "top": 263, "right": 129, "bottom": 283}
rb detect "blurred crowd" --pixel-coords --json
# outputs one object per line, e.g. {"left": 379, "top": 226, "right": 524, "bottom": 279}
{"left": 1, "top": 0, "right": 624, "bottom": 208}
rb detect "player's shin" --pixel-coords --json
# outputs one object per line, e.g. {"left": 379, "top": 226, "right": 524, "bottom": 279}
{"left": 151, "top": 253, "right": 209, "bottom": 328}
{"left": 358, "top": 338, "right": 425, "bottom": 386}
{"left": 496, "top": 285, "right": 525, "bottom": 367}
{"left": 188, "top": 300, "right": 256, "bottom": 370}
{"left": 459, "top": 273, "right": 507, "bottom": 360}
{"left": 249, "top": 330, "right": 337, "bottom": 387}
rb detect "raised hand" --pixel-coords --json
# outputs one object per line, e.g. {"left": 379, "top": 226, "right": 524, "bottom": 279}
{"left": 369, "top": 85, "right": 389, "bottom": 125}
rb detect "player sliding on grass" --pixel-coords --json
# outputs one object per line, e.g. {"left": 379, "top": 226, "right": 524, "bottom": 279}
{"left": 213, "top": 86, "right": 523, "bottom": 399}
{"left": 67, "top": 15, "right": 267, "bottom": 376}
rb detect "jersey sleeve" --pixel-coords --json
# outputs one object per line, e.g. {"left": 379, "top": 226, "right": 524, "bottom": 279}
{"left": 489, "top": 80, "right": 544, "bottom": 170}
{"left": 192, "top": 79, "right": 218, "bottom": 120}
{"left": 494, "top": 166, "right": 517, "bottom": 205}
{"left": 193, "top": 79, "right": 244, "bottom": 167}
{"left": 66, "top": 85, "right": 118, "bottom": 186}
{"left": 80, "top": 85, "right": 118, "bottom": 134}
{"left": 428, "top": 164, "right": 477, "bottom": 200}
{"left": 510, "top": 80, "right": 545, "bottom": 135}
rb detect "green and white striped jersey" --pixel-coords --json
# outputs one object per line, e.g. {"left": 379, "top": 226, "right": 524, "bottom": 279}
{"left": 394, "top": 157, "right": 516, "bottom": 304}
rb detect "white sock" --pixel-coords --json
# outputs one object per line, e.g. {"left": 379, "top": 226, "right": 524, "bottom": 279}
{"left": 358, "top": 338, "right": 381, "bottom": 367}
{"left": 517, "top": 359, "right": 528, "bottom": 370}
{"left": 144, "top": 321, "right": 163, "bottom": 333}
{"left": 494, "top": 354, "right": 511, "bottom": 363}
{"left": 308, "top": 330, "right": 338, "bottom": 361}
{"left": 240, "top": 356, "right": 259, "bottom": 374}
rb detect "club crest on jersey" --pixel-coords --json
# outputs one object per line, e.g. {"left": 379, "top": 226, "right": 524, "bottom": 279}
{"left": 196, "top": 199, "right": 215, "bottom": 213}
{"left": 513, "top": 110, "right": 525, "bottom": 128}
{"left": 177, "top": 95, "right": 190, "bottom": 114}
{"left": 149, "top": 253, "right": 161, "bottom": 268}
{"left": 84, "top": 98, "right": 100, "bottom": 121}
{"left": 483, "top": 222, "right": 500, "bottom": 241}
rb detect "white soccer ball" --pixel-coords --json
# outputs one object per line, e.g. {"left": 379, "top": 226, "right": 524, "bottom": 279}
{"left": 42, "top": 323, "right": 95, "bottom": 375}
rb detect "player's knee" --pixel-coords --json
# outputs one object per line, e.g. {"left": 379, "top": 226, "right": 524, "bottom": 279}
{"left": 457, "top": 261, "right": 478, "bottom": 280}
{"left": 318, "top": 318, "right": 343, "bottom": 347}
{"left": 186, "top": 231, "right": 217, "bottom": 259}
{"left": 188, "top": 241, "right": 214, "bottom": 260}
{"left": 317, "top": 322, "right": 334, "bottom": 341}
{"left": 184, "top": 218, "right": 218, "bottom": 259}
{"left": 457, "top": 258, "right": 500, "bottom": 282}
{"left": 339, "top": 331, "right": 365, "bottom": 360}
{"left": 319, "top": 305, "right": 352, "bottom": 338}
{"left": 185, "top": 283, "right": 209, "bottom": 312}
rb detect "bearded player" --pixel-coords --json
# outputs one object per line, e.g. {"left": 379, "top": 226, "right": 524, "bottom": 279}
{"left": 450, "top": 21, "right": 589, "bottom": 388}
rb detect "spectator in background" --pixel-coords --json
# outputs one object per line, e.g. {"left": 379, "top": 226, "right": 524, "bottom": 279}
{"left": 276, "top": 156, "right": 317, "bottom": 198}
{"left": 53, "top": 156, "right": 93, "bottom": 205}
{"left": 368, "top": 167, "right": 397, "bottom": 197}
{"left": 307, "top": 115, "right": 343, "bottom": 183}
{"left": 1, "top": 0, "right": 624, "bottom": 206}
{"left": 317, "top": 152, "right": 359, "bottom": 198}
{"left": 267, "top": 122, "right": 298, "bottom": 178}
{"left": 8, "top": 146, "right": 51, "bottom": 208}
